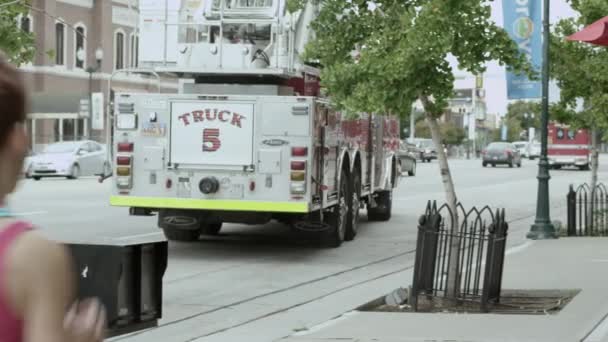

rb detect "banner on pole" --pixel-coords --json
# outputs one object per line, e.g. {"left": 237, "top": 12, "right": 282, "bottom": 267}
{"left": 502, "top": 0, "right": 542, "bottom": 100}
{"left": 501, "top": 124, "right": 508, "bottom": 141}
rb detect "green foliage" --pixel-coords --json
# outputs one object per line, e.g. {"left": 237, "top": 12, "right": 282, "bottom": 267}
{"left": 501, "top": 101, "right": 542, "bottom": 140}
{"left": 506, "top": 101, "right": 541, "bottom": 129}
{"left": 415, "top": 120, "right": 465, "bottom": 146}
{"left": 303, "top": 0, "right": 536, "bottom": 118}
{"left": 551, "top": 0, "right": 608, "bottom": 136}
{"left": 0, "top": 1, "right": 35, "bottom": 65}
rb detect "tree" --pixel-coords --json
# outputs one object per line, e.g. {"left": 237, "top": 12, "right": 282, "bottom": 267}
{"left": 415, "top": 120, "right": 466, "bottom": 146}
{"left": 551, "top": 0, "right": 608, "bottom": 225}
{"left": 505, "top": 101, "right": 542, "bottom": 140}
{"left": 298, "top": 0, "right": 534, "bottom": 298}
{"left": 0, "top": 0, "right": 35, "bottom": 65}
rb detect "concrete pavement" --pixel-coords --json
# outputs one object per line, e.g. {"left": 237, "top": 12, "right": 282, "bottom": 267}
{"left": 4, "top": 158, "right": 606, "bottom": 341}
{"left": 282, "top": 237, "right": 608, "bottom": 342}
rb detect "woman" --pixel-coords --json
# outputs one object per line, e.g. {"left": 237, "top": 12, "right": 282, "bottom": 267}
{"left": 0, "top": 57, "right": 106, "bottom": 341}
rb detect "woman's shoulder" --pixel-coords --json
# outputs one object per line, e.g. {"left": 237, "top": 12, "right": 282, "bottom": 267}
{"left": 5, "top": 225, "right": 74, "bottom": 294}
{"left": 8, "top": 228, "right": 72, "bottom": 273}
{"left": 1, "top": 221, "right": 74, "bottom": 318}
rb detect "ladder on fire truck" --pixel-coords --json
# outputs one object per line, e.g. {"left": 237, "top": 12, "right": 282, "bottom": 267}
{"left": 137, "top": 0, "right": 320, "bottom": 80}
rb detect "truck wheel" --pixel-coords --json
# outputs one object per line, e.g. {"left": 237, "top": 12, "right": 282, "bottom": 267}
{"left": 323, "top": 169, "right": 349, "bottom": 248}
{"left": 368, "top": 190, "right": 392, "bottom": 221}
{"left": 159, "top": 212, "right": 201, "bottom": 242}
{"left": 345, "top": 170, "right": 361, "bottom": 241}
{"left": 163, "top": 227, "right": 200, "bottom": 242}
{"left": 201, "top": 222, "right": 222, "bottom": 236}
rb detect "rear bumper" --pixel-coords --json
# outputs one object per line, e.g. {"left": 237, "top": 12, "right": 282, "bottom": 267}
{"left": 483, "top": 157, "right": 511, "bottom": 164}
{"left": 110, "top": 196, "right": 310, "bottom": 214}
{"left": 548, "top": 156, "right": 588, "bottom": 166}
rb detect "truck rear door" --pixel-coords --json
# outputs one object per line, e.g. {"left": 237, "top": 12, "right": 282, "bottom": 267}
{"left": 169, "top": 101, "right": 255, "bottom": 168}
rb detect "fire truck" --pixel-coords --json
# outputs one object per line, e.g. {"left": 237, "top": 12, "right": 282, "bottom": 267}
{"left": 105, "top": 0, "right": 400, "bottom": 247}
{"left": 547, "top": 122, "right": 591, "bottom": 170}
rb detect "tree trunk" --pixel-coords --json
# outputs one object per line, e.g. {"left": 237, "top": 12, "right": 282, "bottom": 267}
{"left": 589, "top": 128, "right": 599, "bottom": 233}
{"left": 425, "top": 111, "right": 460, "bottom": 299}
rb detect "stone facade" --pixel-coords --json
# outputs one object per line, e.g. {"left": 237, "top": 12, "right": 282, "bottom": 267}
{"left": 18, "top": 0, "right": 177, "bottom": 150}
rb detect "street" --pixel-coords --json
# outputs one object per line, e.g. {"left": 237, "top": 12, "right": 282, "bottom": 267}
{"left": 6, "top": 157, "right": 605, "bottom": 342}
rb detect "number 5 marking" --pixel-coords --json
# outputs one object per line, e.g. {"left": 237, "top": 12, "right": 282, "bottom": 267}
{"left": 203, "top": 128, "right": 221, "bottom": 152}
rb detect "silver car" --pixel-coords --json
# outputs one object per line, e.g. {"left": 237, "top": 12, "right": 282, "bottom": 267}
{"left": 30, "top": 141, "right": 108, "bottom": 180}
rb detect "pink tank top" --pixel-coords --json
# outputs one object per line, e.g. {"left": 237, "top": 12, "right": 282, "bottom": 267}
{"left": 0, "top": 221, "right": 32, "bottom": 342}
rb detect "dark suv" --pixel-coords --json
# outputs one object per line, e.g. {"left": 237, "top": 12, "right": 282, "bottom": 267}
{"left": 482, "top": 142, "right": 522, "bottom": 168}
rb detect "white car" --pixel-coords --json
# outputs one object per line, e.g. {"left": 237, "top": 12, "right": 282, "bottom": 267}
{"left": 512, "top": 141, "right": 529, "bottom": 158}
{"left": 29, "top": 141, "right": 108, "bottom": 180}
{"left": 527, "top": 141, "right": 541, "bottom": 160}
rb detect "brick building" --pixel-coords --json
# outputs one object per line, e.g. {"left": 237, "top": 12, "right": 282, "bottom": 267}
{"left": 17, "top": 0, "right": 177, "bottom": 151}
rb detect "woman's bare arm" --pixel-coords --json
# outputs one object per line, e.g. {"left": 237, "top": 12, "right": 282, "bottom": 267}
{"left": 6, "top": 231, "right": 104, "bottom": 342}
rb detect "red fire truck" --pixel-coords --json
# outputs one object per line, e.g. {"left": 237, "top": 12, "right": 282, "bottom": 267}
{"left": 547, "top": 122, "right": 591, "bottom": 170}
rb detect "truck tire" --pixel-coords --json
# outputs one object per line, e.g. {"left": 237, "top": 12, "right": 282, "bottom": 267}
{"left": 323, "top": 169, "right": 349, "bottom": 247}
{"left": 345, "top": 169, "right": 361, "bottom": 241}
{"left": 163, "top": 227, "right": 200, "bottom": 242}
{"left": 201, "top": 222, "right": 222, "bottom": 236}
{"left": 408, "top": 162, "right": 416, "bottom": 177}
{"left": 368, "top": 190, "right": 392, "bottom": 221}
{"left": 159, "top": 211, "right": 201, "bottom": 242}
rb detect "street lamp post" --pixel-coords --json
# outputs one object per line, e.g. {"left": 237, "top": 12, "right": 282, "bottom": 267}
{"left": 527, "top": 0, "right": 557, "bottom": 240}
{"left": 77, "top": 47, "right": 103, "bottom": 140}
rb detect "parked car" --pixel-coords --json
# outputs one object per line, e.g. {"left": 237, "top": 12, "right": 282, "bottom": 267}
{"left": 527, "top": 141, "right": 541, "bottom": 160}
{"left": 22, "top": 150, "right": 35, "bottom": 179}
{"left": 512, "top": 141, "right": 529, "bottom": 157}
{"left": 398, "top": 141, "right": 417, "bottom": 176}
{"left": 414, "top": 139, "right": 437, "bottom": 162}
{"left": 29, "top": 140, "right": 108, "bottom": 180}
{"left": 482, "top": 142, "right": 522, "bottom": 168}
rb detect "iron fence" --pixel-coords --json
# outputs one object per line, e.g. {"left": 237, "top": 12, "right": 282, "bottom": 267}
{"left": 411, "top": 201, "right": 509, "bottom": 312}
{"left": 567, "top": 183, "right": 608, "bottom": 236}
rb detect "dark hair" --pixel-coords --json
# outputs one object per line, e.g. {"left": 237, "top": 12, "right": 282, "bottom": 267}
{"left": 0, "top": 56, "right": 27, "bottom": 148}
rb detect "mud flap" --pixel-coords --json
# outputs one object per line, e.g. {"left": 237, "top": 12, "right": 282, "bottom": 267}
{"left": 66, "top": 238, "right": 168, "bottom": 338}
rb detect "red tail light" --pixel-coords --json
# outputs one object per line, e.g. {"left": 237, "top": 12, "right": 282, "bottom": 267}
{"left": 482, "top": 150, "right": 487, "bottom": 155}
{"left": 116, "top": 156, "right": 131, "bottom": 165}
{"left": 291, "top": 147, "right": 308, "bottom": 157}
{"left": 117, "top": 142, "right": 134, "bottom": 152}
{"left": 291, "top": 161, "right": 306, "bottom": 170}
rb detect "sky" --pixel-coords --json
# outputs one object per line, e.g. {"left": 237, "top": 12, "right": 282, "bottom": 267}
{"left": 451, "top": 0, "right": 578, "bottom": 116}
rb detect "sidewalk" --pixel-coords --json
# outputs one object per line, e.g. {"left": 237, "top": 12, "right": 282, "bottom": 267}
{"left": 282, "top": 237, "right": 608, "bottom": 342}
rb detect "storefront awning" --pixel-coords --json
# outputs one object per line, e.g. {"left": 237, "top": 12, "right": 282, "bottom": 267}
{"left": 29, "top": 93, "right": 88, "bottom": 119}
{"left": 567, "top": 16, "right": 608, "bottom": 46}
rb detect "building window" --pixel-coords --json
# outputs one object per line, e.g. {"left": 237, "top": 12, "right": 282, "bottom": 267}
{"left": 75, "top": 25, "right": 86, "bottom": 69}
{"left": 114, "top": 30, "right": 125, "bottom": 70}
{"left": 130, "top": 34, "right": 139, "bottom": 68}
{"left": 55, "top": 22, "right": 65, "bottom": 66}
{"left": 20, "top": 15, "right": 32, "bottom": 33}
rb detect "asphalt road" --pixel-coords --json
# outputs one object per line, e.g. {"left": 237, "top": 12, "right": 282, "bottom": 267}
{"left": 6, "top": 156, "right": 605, "bottom": 342}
